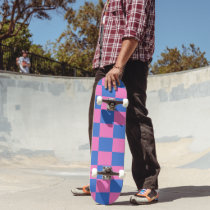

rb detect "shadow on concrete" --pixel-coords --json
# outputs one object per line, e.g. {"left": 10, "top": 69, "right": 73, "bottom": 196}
{"left": 159, "top": 186, "right": 210, "bottom": 203}
{"left": 120, "top": 191, "right": 137, "bottom": 196}
{"left": 111, "top": 201, "right": 131, "bottom": 206}
{"left": 111, "top": 186, "right": 210, "bottom": 205}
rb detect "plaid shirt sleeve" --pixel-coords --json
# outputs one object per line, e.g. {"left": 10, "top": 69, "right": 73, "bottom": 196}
{"left": 123, "top": 0, "right": 150, "bottom": 41}
{"left": 92, "top": 0, "right": 155, "bottom": 69}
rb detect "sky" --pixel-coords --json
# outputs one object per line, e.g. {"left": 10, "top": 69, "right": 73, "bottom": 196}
{"left": 29, "top": 0, "right": 210, "bottom": 64}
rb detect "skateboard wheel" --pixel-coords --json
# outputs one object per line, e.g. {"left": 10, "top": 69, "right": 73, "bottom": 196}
{"left": 123, "top": 99, "right": 129, "bottom": 108}
{"left": 97, "top": 96, "right": 103, "bottom": 105}
{"left": 92, "top": 168, "right": 98, "bottom": 177}
{"left": 119, "top": 170, "right": 125, "bottom": 179}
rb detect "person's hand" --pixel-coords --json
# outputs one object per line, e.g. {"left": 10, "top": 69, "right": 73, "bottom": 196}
{"left": 105, "top": 66, "right": 124, "bottom": 91}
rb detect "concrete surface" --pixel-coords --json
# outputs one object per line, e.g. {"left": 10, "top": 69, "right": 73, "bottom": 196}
{"left": 0, "top": 165, "right": 210, "bottom": 210}
{"left": 1, "top": 66, "right": 210, "bottom": 209}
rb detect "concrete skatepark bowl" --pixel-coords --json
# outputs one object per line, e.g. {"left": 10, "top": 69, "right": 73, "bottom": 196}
{"left": 0, "top": 66, "right": 210, "bottom": 209}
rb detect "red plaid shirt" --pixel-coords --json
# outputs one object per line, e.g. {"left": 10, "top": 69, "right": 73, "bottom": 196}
{"left": 92, "top": 0, "right": 155, "bottom": 69}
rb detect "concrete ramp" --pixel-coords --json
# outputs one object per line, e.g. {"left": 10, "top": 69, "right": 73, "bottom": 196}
{"left": 1, "top": 66, "right": 210, "bottom": 170}
{"left": 0, "top": 72, "right": 93, "bottom": 166}
{"left": 147, "top": 66, "right": 210, "bottom": 169}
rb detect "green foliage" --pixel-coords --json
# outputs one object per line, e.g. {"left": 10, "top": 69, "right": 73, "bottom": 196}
{"left": 0, "top": 0, "right": 75, "bottom": 41}
{"left": 151, "top": 44, "right": 209, "bottom": 74}
{"left": 52, "top": 0, "right": 104, "bottom": 72}
{"left": 0, "top": 23, "right": 32, "bottom": 71}
{"left": 30, "top": 44, "right": 52, "bottom": 58}
{"left": 1, "top": 23, "right": 32, "bottom": 51}
{"left": 30, "top": 44, "right": 46, "bottom": 56}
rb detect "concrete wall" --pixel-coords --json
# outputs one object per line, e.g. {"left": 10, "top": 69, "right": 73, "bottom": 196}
{"left": 1, "top": 66, "right": 210, "bottom": 169}
{"left": 147, "top": 66, "right": 210, "bottom": 152}
{"left": 0, "top": 72, "right": 94, "bottom": 165}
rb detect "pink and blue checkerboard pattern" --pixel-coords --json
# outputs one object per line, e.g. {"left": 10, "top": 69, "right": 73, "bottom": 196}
{"left": 90, "top": 78, "right": 127, "bottom": 205}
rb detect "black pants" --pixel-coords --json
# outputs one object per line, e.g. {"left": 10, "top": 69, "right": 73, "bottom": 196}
{"left": 88, "top": 60, "right": 160, "bottom": 190}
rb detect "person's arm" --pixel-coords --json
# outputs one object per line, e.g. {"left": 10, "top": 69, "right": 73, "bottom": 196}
{"left": 16, "top": 57, "right": 19, "bottom": 66}
{"left": 105, "top": 0, "right": 150, "bottom": 91}
{"left": 105, "top": 38, "right": 138, "bottom": 91}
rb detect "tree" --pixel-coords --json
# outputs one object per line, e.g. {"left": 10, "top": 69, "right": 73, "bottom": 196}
{"left": 52, "top": 0, "right": 104, "bottom": 72}
{"left": 0, "top": 22, "right": 32, "bottom": 70}
{"left": 2, "top": 22, "right": 32, "bottom": 49}
{"left": 0, "top": 0, "right": 75, "bottom": 41}
{"left": 151, "top": 44, "right": 209, "bottom": 74}
{"left": 30, "top": 43, "right": 52, "bottom": 58}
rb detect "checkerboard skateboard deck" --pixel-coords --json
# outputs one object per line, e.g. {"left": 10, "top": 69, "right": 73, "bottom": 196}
{"left": 90, "top": 78, "right": 128, "bottom": 205}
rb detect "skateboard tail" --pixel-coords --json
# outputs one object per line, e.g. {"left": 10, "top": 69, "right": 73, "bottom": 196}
{"left": 90, "top": 178, "right": 124, "bottom": 205}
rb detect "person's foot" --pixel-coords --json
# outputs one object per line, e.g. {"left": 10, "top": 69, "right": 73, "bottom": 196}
{"left": 71, "top": 185, "right": 91, "bottom": 196}
{"left": 130, "top": 189, "right": 159, "bottom": 205}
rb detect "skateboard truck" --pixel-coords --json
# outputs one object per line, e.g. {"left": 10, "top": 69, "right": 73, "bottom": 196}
{"left": 97, "top": 96, "right": 129, "bottom": 111}
{"left": 92, "top": 167, "right": 125, "bottom": 180}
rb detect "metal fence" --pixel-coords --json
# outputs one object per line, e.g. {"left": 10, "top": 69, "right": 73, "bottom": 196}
{"left": 0, "top": 43, "right": 95, "bottom": 77}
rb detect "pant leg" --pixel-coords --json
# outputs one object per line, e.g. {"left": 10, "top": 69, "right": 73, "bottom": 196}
{"left": 122, "top": 60, "right": 160, "bottom": 190}
{"left": 88, "top": 65, "right": 113, "bottom": 147}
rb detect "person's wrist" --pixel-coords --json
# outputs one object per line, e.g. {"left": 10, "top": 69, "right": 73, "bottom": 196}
{"left": 113, "top": 64, "right": 124, "bottom": 71}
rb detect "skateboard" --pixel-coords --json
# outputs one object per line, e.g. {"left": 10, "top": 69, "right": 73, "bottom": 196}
{"left": 90, "top": 78, "right": 128, "bottom": 205}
